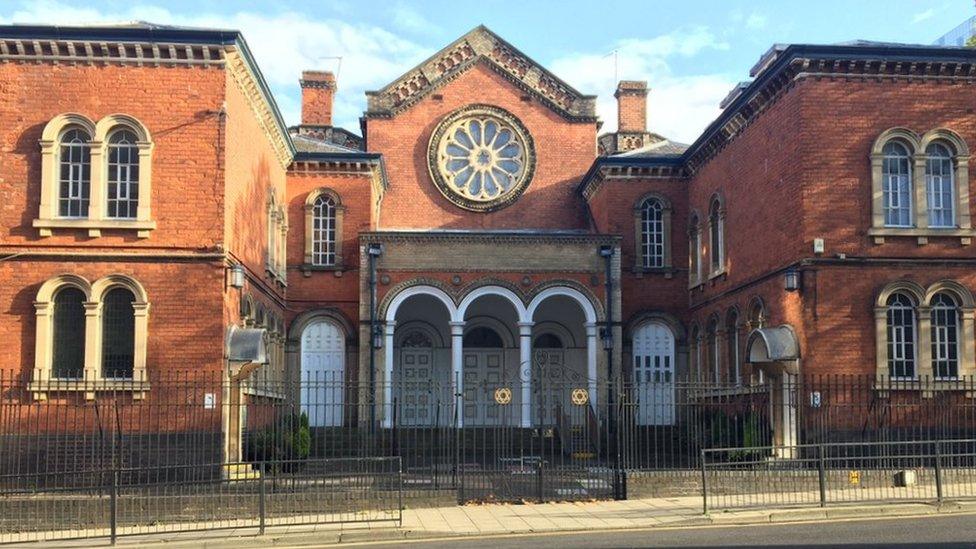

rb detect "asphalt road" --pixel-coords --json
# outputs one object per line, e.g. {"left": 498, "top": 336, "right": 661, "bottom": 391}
{"left": 331, "top": 513, "right": 976, "bottom": 548}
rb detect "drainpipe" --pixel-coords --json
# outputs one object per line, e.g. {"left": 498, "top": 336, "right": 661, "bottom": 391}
{"left": 598, "top": 245, "right": 620, "bottom": 497}
{"left": 367, "top": 243, "right": 383, "bottom": 431}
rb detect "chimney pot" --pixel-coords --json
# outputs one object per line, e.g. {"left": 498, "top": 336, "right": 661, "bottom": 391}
{"left": 300, "top": 71, "right": 336, "bottom": 126}
{"left": 614, "top": 80, "right": 648, "bottom": 133}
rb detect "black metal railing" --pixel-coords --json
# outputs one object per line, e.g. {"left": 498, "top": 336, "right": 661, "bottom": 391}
{"left": 701, "top": 439, "right": 976, "bottom": 512}
{"left": 0, "top": 456, "right": 402, "bottom": 544}
{"left": 4, "top": 370, "right": 976, "bottom": 539}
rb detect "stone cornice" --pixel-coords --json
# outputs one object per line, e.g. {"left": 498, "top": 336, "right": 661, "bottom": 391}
{"left": 224, "top": 47, "right": 294, "bottom": 169}
{"left": 0, "top": 37, "right": 225, "bottom": 66}
{"left": 360, "top": 230, "right": 619, "bottom": 246}
{"left": 365, "top": 25, "right": 597, "bottom": 122}
{"left": 684, "top": 50, "right": 976, "bottom": 174}
{"left": 580, "top": 164, "right": 688, "bottom": 201}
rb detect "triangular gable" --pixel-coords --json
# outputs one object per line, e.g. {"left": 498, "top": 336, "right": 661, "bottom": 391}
{"left": 365, "top": 25, "right": 596, "bottom": 122}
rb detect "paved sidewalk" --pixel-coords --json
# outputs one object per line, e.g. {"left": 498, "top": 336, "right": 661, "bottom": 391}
{"left": 30, "top": 496, "right": 976, "bottom": 548}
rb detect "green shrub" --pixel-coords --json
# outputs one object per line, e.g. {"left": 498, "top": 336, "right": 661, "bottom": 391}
{"left": 245, "top": 412, "right": 311, "bottom": 472}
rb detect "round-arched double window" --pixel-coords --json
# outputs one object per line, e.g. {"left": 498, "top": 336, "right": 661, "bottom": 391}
{"left": 428, "top": 105, "right": 535, "bottom": 212}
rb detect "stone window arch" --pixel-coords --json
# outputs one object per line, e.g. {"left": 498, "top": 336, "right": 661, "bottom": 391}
{"left": 304, "top": 188, "right": 345, "bottom": 269}
{"left": 873, "top": 281, "right": 924, "bottom": 381}
{"left": 634, "top": 193, "right": 671, "bottom": 271}
{"left": 885, "top": 292, "right": 917, "bottom": 379}
{"left": 266, "top": 189, "right": 287, "bottom": 282}
{"left": 924, "top": 281, "right": 976, "bottom": 381}
{"left": 52, "top": 286, "right": 87, "bottom": 380}
{"left": 688, "top": 211, "right": 702, "bottom": 288}
{"left": 31, "top": 274, "right": 150, "bottom": 399}
{"left": 708, "top": 194, "right": 726, "bottom": 277}
{"left": 726, "top": 307, "right": 742, "bottom": 384}
{"left": 35, "top": 113, "right": 155, "bottom": 238}
{"left": 705, "top": 314, "right": 721, "bottom": 383}
{"left": 688, "top": 323, "right": 702, "bottom": 381}
{"left": 869, "top": 128, "right": 972, "bottom": 244}
{"left": 747, "top": 296, "right": 767, "bottom": 330}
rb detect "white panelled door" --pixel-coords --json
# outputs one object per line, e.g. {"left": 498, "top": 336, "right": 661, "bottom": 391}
{"left": 301, "top": 320, "right": 345, "bottom": 427}
{"left": 633, "top": 321, "right": 675, "bottom": 426}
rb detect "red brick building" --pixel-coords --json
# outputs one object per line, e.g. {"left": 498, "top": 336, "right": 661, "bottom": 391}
{"left": 2, "top": 24, "right": 976, "bottom": 457}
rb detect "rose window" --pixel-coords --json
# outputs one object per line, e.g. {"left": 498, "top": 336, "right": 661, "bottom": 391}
{"left": 428, "top": 105, "right": 535, "bottom": 211}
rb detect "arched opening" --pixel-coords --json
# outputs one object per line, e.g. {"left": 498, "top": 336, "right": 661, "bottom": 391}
{"left": 461, "top": 293, "right": 521, "bottom": 427}
{"left": 392, "top": 294, "right": 453, "bottom": 427}
{"left": 631, "top": 320, "right": 676, "bottom": 426}
{"left": 528, "top": 294, "right": 590, "bottom": 425}
{"left": 300, "top": 319, "right": 345, "bottom": 427}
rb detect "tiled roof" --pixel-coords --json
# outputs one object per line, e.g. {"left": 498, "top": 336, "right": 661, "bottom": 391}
{"left": 613, "top": 138, "right": 689, "bottom": 158}
{"left": 291, "top": 134, "right": 361, "bottom": 154}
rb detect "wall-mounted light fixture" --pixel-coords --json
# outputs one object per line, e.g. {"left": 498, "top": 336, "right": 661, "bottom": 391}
{"left": 229, "top": 264, "right": 245, "bottom": 289}
{"left": 372, "top": 324, "right": 384, "bottom": 350}
{"left": 784, "top": 267, "right": 801, "bottom": 292}
{"left": 367, "top": 243, "right": 384, "bottom": 257}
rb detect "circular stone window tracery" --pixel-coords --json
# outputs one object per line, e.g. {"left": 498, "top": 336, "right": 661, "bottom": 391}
{"left": 428, "top": 105, "right": 535, "bottom": 212}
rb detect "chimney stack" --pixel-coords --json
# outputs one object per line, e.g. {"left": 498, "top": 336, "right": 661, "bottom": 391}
{"left": 300, "top": 71, "right": 336, "bottom": 126}
{"left": 615, "top": 80, "right": 648, "bottom": 133}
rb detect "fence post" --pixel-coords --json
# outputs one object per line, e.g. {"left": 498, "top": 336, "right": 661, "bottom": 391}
{"left": 110, "top": 469, "right": 118, "bottom": 545}
{"left": 398, "top": 457, "right": 404, "bottom": 527}
{"left": 935, "top": 440, "right": 944, "bottom": 503}
{"left": 700, "top": 448, "right": 708, "bottom": 515}
{"left": 258, "top": 463, "right": 266, "bottom": 535}
{"left": 817, "top": 444, "right": 826, "bottom": 508}
{"left": 537, "top": 459, "right": 544, "bottom": 503}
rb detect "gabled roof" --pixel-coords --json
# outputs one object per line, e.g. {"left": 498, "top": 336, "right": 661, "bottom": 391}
{"left": 365, "top": 25, "right": 597, "bottom": 122}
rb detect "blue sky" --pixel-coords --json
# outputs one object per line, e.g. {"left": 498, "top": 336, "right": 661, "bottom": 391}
{"left": 0, "top": 1, "right": 970, "bottom": 142}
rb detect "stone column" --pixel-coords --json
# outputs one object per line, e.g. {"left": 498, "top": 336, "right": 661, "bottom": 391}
{"left": 450, "top": 321, "right": 465, "bottom": 428}
{"left": 518, "top": 321, "right": 534, "bottom": 428}
{"left": 382, "top": 321, "right": 396, "bottom": 428}
{"left": 585, "top": 322, "right": 599, "bottom": 412}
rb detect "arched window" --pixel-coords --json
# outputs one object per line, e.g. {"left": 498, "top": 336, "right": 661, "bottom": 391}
{"left": 640, "top": 198, "right": 665, "bottom": 268}
{"left": 886, "top": 292, "right": 917, "bottom": 379}
{"left": 101, "top": 288, "right": 135, "bottom": 379}
{"left": 464, "top": 326, "right": 504, "bottom": 348}
{"left": 312, "top": 194, "right": 337, "bottom": 266}
{"left": 709, "top": 198, "right": 725, "bottom": 275}
{"left": 533, "top": 333, "right": 563, "bottom": 349}
{"left": 58, "top": 128, "right": 92, "bottom": 218}
{"left": 689, "top": 325, "right": 701, "bottom": 381}
{"left": 882, "top": 141, "right": 913, "bottom": 228}
{"left": 689, "top": 213, "right": 702, "bottom": 286}
{"left": 727, "top": 309, "right": 740, "bottom": 384}
{"left": 926, "top": 143, "right": 955, "bottom": 228}
{"left": 401, "top": 330, "right": 434, "bottom": 348}
{"left": 706, "top": 316, "right": 720, "bottom": 383}
{"left": 748, "top": 298, "right": 766, "bottom": 330}
{"left": 52, "top": 287, "right": 86, "bottom": 379}
{"left": 930, "top": 292, "right": 959, "bottom": 380}
{"left": 107, "top": 129, "right": 140, "bottom": 219}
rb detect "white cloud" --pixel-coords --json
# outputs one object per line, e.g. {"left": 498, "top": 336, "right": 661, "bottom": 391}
{"left": 912, "top": 8, "right": 935, "bottom": 24}
{"left": 0, "top": 1, "right": 432, "bottom": 131}
{"left": 389, "top": 2, "right": 440, "bottom": 34}
{"left": 548, "top": 27, "right": 736, "bottom": 143}
{"left": 746, "top": 13, "right": 767, "bottom": 30}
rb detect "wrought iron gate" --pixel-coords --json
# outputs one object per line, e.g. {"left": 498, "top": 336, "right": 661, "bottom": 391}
{"left": 457, "top": 356, "right": 620, "bottom": 503}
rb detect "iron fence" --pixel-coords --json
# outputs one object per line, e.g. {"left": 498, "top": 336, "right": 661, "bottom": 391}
{"left": 701, "top": 439, "right": 976, "bottom": 512}
{"left": 3, "top": 370, "right": 976, "bottom": 539}
{"left": 0, "top": 456, "right": 402, "bottom": 544}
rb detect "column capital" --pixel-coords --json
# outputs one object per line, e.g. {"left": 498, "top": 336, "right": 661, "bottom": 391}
{"left": 383, "top": 321, "right": 396, "bottom": 336}
{"left": 449, "top": 321, "right": 465, "bottom": 336}
{"left": 584, "top": 323, "right": 599, "bottom": 337}
{"left": 517, "top": 321, "right": 534, "bottom": 336}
